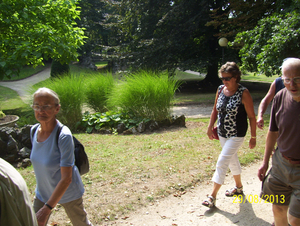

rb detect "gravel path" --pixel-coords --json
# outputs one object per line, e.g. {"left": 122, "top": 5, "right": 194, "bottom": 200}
{"left": 0, "top": 67, "right": 51, "bottom": 102}
{"left": 105, "top": 161, "right": 273, "bottom": 226}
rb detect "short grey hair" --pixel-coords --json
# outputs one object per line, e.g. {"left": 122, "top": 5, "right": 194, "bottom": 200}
{"left": 33, "top": 87, "right": 60, "bottom": 105}
{"left": 281, "top": 58, "right": 300, "bottom": 74}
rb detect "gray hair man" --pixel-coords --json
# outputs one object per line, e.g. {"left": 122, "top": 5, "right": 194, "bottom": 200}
{"left": 258, "top": 57, "right": 300, "bottom": 226}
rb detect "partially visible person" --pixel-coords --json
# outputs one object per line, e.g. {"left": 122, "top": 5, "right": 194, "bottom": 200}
{"left": 257, "top": 77, "right": 285, "bottom": 129}
{"left": 30, "top": 87, "right": 92, "bottom": 226}
{"left": 202, "top": 62, "right": 256, "bottom": 208}
{"left": 0, "top": 158, "right": 38, "bottom": 226}
{"left": 258, "top": 57, "right": 300, "bottom": 226}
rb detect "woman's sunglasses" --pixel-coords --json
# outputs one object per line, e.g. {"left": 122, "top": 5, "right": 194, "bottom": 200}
{"left": 220, "top": 76, "right": 233, "bottom": 81}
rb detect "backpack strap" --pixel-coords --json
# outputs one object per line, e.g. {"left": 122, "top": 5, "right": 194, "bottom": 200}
{"left": 56, "top": 123, "right": 64, "bottom": 147}
{"left": 30, "top": 124, "right": 40, "bottom": 141}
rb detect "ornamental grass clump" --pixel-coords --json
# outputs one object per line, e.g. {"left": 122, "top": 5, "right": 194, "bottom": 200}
{"left": 108, "top": 71, "right": 180, "bottom": 121}
{"left": 85, "top": 73, "right": 115, "bottom": 113}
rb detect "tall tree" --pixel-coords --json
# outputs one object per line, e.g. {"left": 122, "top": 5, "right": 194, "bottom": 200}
{"left": 76, "top": 0, "right": 107, "bottom": 62}
{"left": 0, "top": 0, "right": 85, "bottom": 79}
{"left": 105, "top": 0, "right": 281, "bottom": 86}
{"left": 106, "top": 0, "right": 231, "bottom": 86}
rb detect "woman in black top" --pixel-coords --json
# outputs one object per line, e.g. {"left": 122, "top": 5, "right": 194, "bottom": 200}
{"left": 202, "top": 62, "right": 256, "bottom": 208}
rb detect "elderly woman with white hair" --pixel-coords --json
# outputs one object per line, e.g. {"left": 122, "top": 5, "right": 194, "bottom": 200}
{"left": 30, "top": 87, "right": 92, "bottom": 226}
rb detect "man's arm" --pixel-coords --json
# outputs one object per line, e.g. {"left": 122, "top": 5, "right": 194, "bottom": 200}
{"left": 257, "top": 81, "right": 276, "bottom": 129}
{"left": 257, "top": 130, "right": 278, "bottom": 181}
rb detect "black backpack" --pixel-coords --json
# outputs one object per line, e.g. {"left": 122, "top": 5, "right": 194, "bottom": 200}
{"left": 31, "top": 123, "right": 89, "bottom": 175}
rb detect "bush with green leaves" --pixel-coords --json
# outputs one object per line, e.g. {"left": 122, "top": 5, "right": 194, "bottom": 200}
{"left": 35, "top": 75, "right": 84, "bottom": 130}
{"left": 50, "top": 60, "right": 70, "bottom": 78}
{"left": 85, "top": 73, "right": 115, "bottom": 113}
{"left": 107, "top": 71, "right": 180, "bottom": 121}
{"left": 78, "top": 111, "right": 151, "bottom": 133}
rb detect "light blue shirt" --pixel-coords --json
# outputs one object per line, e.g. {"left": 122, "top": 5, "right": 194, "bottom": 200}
{"left": 30, "top": 121, "right": 84, "bottom": 204}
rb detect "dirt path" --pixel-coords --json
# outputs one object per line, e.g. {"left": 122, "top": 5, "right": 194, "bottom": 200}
{"left": 0, "top": 67, "right": 51, "bottom": 102}
{"left": 104, "top": 160, "right": 273, "bottom": 226}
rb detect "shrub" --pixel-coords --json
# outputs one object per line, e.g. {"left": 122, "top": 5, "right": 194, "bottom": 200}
{"left": 50, "top": 60, "right": 70, "bottom": 78}
{"left": 85, "top": 73, "right": 115, "bottom": 113}
{"left": 36, "top": 75, "right": 84, "bottom": 130}
{"left": 107, "top": 71, "right": 181, "bottom": 121}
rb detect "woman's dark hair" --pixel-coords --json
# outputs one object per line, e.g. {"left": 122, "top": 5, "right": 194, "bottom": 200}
{"left": 219, "top": 62, "right": 241, "bottom": 83}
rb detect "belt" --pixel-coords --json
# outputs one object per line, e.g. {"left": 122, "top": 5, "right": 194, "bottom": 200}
{"left": 282, "top": 154, "right": 300, "bottom": 164}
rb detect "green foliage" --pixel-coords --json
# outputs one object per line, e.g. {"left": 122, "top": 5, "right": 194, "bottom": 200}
{"left": 36, "top": 74, "right": 85, "bottom": 130}
{"left": 235, "top": 9, "right": 300, "bottom": 76}
{"left": 0, "top": 111, "right": 5, "bottom": 118}
{"left": 79, "top": 111, "right": 151, "bottom": 134}
{"left": 0, "top": 0, "right": 85, "bottom": 80}
{"left": 104, "top": 0, "right": 229, "bottom": 83}
{"left": 85, "top": 73, "right": 115, "bottom": 112}
{"left": 50, "top": 60, "right": 70, "bottom": 78}
{"left": 75, "top": 0, "right": 107, "bottom": 59}
{"left": 107, "top": 71, "right": 181, "bottom": 121}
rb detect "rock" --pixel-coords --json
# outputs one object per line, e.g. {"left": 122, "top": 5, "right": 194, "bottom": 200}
{"left": 172, "top": 115, "right": 186, "bottom": 127}
{"left": 18, "top": 147, "right": 31, "bottom": 158}
{"left": 7, "top": 135, "right": 18, "bottom": 155}
{"left": 117, "top": 123, "right": 126, "bottom": 134}
{"left": 148, "top": 121, "right": 159, "bottom": 131}
{"left": 0, "top": 125, "right": 33, "bottom": 167}
{"left": 0, "top": 138, "right": 7, "bottom": 156}
{"left": 137, "top": 122, "right": 146, "bottom": 133}
{"left": 21, "top": 158, "right": 32, "bottom": 168}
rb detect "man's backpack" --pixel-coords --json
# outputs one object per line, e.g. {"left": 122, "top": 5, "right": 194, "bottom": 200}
{"left": 31, "top": 124, "right": 89, "bottom": 175}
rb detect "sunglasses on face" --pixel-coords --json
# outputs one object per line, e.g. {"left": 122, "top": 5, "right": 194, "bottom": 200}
{"left": 220, "top": 76, "right": 233, "bottom": 81}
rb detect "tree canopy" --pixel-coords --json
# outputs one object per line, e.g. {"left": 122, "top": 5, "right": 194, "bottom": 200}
{"left": 234, "top": 1, "right": 300, "bottom": 76}
{"left": 103, "top": 0, "right": 284, "bottom": 85}
{"left": 75, "top": 0, "right": 107, "bottom": 60}
{"left": 0, "top": 0, "right": 85, "bottom": 79}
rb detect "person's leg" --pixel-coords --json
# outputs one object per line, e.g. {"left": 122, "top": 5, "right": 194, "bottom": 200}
{"left": 211, "top": 182, "right": 222, "bottom": 198}
{"left": 233, "top": 174, "right": 242, "bottom": 188}
{"left": 61, "top": 197, "right": 92, "bottom": 226}
{"left": 212, "top": 137, "right": 244, "bottom": 185}
{"left": 273, "top": 204, "right": 289, "bottom": 226}
{"left": 288, "top": 214, "right": 300, "bottom": 226}
{"left": 203, "top": 137, "right": 243, "bottom": 207}
{"left": 202, "top": 182, "right": 222, "bottom": 207}
{"left": 288, "top": 178, "right": 300, "bottom": 226}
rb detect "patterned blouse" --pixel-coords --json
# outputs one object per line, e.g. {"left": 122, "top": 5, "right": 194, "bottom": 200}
{"left": 216, "top": 84, "right": 248, "bottom": 138}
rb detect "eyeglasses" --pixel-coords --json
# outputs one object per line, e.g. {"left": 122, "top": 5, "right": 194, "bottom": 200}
{"left": 31, "top": 105, "right": 55, "bottom": 111}
{"left": 281, "top": 77, "right": 300, "bottom": 84}
{"left": 220, "top": 76, "right": 233, "bottom": 81}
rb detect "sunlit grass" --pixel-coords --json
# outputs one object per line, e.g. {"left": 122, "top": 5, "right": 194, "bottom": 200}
{"left": 241, "top": 71, "right": 278, "bottom": 83}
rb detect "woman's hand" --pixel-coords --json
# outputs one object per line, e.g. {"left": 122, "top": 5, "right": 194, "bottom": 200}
{"left": 249, "top": 137, "right": 256, "bottom": 149}
{"left": 36, "top": 206, "right": 51, "bottom": 226}
{"left": 207, "top": 128, "right": 215, "bottom": 140}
